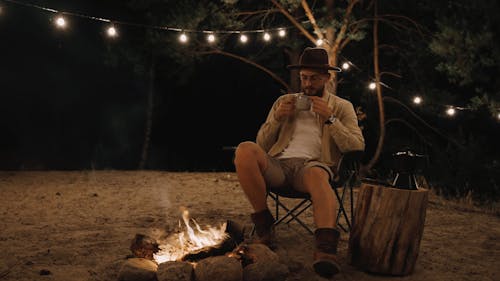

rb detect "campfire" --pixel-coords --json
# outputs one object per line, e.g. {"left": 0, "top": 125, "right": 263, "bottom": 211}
{"left": 120, "top": 209, "right": 289, "bottom": 281}
{"left": 153, "top": 208, "right": 229, "bottom": 263}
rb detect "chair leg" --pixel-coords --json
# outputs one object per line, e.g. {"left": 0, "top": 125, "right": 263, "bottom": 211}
{"left": 333, "top": 187, "right": 350, "bottom": 232}
{"left": 284, "top": 201, "right": 312, "bottom": 224}
{"left": 268, "top": 193, "right": 314, "bottom": 234}
{"left": 350, "top": 180, "right": 354, "bottom": 226}
{"left": 334, "top": 171, "right": 355, "bottom": 232}
{"left": 274, "top": 199, "right": 314, "bottom": 234}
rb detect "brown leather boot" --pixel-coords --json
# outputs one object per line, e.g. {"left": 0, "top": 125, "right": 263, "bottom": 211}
{"left": 313, "top": 228, "right": 341, "bottom": 278}
{"left": 250, "top": 209, "right": 276, "bottom": 249}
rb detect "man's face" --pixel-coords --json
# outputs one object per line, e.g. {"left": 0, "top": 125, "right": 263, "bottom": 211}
{"left": 299, "top": 69, "right": 329, "bottom": 96}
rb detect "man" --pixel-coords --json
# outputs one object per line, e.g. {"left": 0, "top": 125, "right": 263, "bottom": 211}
{"left": 233, "top": 47, "right": 365, "bottom": 278}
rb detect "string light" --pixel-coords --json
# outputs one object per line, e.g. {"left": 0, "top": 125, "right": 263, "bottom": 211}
{"left": 3, "top": 0, "right": 499, "bottom": 122}
{"left": 239, "top": 34, "right": 248, "bottom": 43}
{"left": 263, "top": 32, "right": 271, "bottom": 42}
{"left": 55, "top": 15, "right": 66, "bottom": 28}
{"left": 413, "top": 96, "right": 422, "bottom": 105}
{"left": 207, "top": 33, "right": 216, "bottom": 43}
{"left": 106, "top": 25, "right": 117, "bottom": 37}
{"left": 179, "top": 33, "right": 188, "bottom": 43}
{"left": 446, "top": 107, "right": 456, "bottom": 116}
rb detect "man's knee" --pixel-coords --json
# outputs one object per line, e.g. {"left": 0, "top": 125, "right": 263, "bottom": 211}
{"left": 234, "top": 141, "right": 263, "bottom": 166}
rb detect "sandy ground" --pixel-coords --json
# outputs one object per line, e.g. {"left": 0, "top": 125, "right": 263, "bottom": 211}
{"left": 0, "top": 171, "right": 498, "bottom": 281}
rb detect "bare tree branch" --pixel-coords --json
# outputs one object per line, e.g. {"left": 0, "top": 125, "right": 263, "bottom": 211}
{"left": 270, "top": 0, "right": 316, "bottom": 45}
{"left": 197, "top": 49, "right": 290, "bottom": 90}
{"left": 331, "top": 0, "right": 359, "bottom": 54}
{"left": 378, "top": 14, "right": 427, "bottom": 38}
{"left": 383, "top": 96, "right": 465, "bottom": 149}
{"left": 385, "top": 118, "right": 434, "bottom": 147}
{"left": 350, "top": 14, "right": 428, "bottom": 39}
{"left": 301, "top": 0, "right": 324, "bottom": 40}
{"left": 339, "top": 23, "right": 361, "bottom": 51}
{"left": 235, "top": 9, "right": 280, "bottom": 16}
{"left": 380, "top": 71, "right": 402, "bottom": 78}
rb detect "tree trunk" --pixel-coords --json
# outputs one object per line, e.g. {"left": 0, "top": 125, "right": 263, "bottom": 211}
{"left": 284, "top": 47, "right": 301, "bottom": 92}
{"left": 139, "top": 58, "right": 155, "bottom": 169}
{"left": 366, "top": 0, "right": 385, "bottom": 170}
{"left": 349, "top": 182, "right": 428, "bottom": 275}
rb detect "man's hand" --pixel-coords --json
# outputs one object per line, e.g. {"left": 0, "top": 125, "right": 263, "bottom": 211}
{"left": 274, "top": 96, "right": 295, "bottom": 122}
{"left": 309, "top": 96, "right": 333, "bottom": 120}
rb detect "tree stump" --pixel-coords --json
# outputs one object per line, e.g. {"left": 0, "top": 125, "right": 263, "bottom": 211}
{"left": 348, "top": 182, "right": 428, "bottom": 275}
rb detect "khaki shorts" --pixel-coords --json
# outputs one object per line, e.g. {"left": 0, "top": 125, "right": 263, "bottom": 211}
{"left": 262, "top": 156, "right": 334, "bottom": 191}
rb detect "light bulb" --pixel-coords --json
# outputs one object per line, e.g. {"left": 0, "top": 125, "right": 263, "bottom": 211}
{"left": 316, "top": 39, "right": 324, "bottom": 46}
{"left": 368, "top": 82, "right": 376, "bottom": 90}
{"left": 413, "top": 96, "right": 422, "bottom": 105}
{"left": 179, "top": 33, "right": 188, "bottom": 43}
{"left": 55, "top": 16, "right": 66, "bottom": 28}
{"left": 240, "top": 34, "right": 248, "bottom": 43}
{"left": 342, "top": 62, "right": 350, "bottom": 70}
{"left": 207, "top": 34, "right": 216, "bottom": 43}
{"left": 278, "top": 29, "right": 286, "bottom": 37}
{"left": 496, "top": 113, "right": 500, "bottom": 120}
{"left": 446, "top": 107, "right": 456, "bottom": 116}
{"left": 106, "top": 26, "right": 117, "bottom": 37}
{"left": 263, "top": 32, "right": 271, "bottom": 41}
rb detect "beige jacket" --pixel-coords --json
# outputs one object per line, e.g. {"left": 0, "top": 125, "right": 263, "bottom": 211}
{"left": 256, "top": 91, "right": 365, "bottom": 170}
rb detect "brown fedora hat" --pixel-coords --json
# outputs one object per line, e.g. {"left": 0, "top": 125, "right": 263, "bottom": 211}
{"left": 287, "top": 47, "right": 341, "bottom": 72}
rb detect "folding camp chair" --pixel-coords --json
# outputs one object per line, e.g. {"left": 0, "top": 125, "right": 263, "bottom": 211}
{"left": 267, "top": 150, "right": 363, "bottom": 234}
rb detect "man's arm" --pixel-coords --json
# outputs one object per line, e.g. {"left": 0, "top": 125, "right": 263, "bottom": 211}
{"left": 327, "top": 100, "right": 365, "bottom": 153}
{"left": 256, "top": 98, "right": 283, "bottom": 152}
{"left": 257, "top": 92, "right": 299, "bottom": 152}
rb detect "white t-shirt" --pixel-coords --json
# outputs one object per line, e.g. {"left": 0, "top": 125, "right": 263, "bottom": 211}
{"left": 277, "top": 110, "right": 322, "bottom": 160}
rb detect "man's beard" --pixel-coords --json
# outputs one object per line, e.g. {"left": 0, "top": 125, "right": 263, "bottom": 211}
{"left": 302, "top": 86, "right": 324, "bottom": 97}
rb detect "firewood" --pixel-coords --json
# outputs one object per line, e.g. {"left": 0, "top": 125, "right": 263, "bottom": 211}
{"left": 130, "top": 234, "right": 160, "bottom": 260}
{"left": 182, "top": 236, "right": 239, "bottom": 262}
{"left": 181, "top": 219, "right": 245, "bottom": 262}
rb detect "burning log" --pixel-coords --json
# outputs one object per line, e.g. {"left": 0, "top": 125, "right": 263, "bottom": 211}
{"left": 181, "top": 220, "right": 245, "bottom": 262}
{"left": 130, "top": 234, "right": 160, "bottom": 260}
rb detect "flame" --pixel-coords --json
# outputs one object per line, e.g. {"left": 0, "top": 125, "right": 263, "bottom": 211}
{"left": 154, "top": 209, "right": 228, "bottom": 264}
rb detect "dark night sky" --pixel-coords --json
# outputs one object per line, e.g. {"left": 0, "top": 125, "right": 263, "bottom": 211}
{"left": 0, "top": 0, "right": 283, "bottom": 171}
{"left": 3, "top": 1, "right": 498, "bottom": 175}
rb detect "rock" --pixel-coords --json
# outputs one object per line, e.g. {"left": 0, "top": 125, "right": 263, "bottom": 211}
{"left": 117, "top": 258, "right": 158, "bottom": 281}
{"left": 156, "top": 261, "right": 193, "bottom": 281}
{"left": 194, "top": 256, "right": 242, "bottom": 281}
{"left": 242, "top": 244, "right": 289, "bottom": 281}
